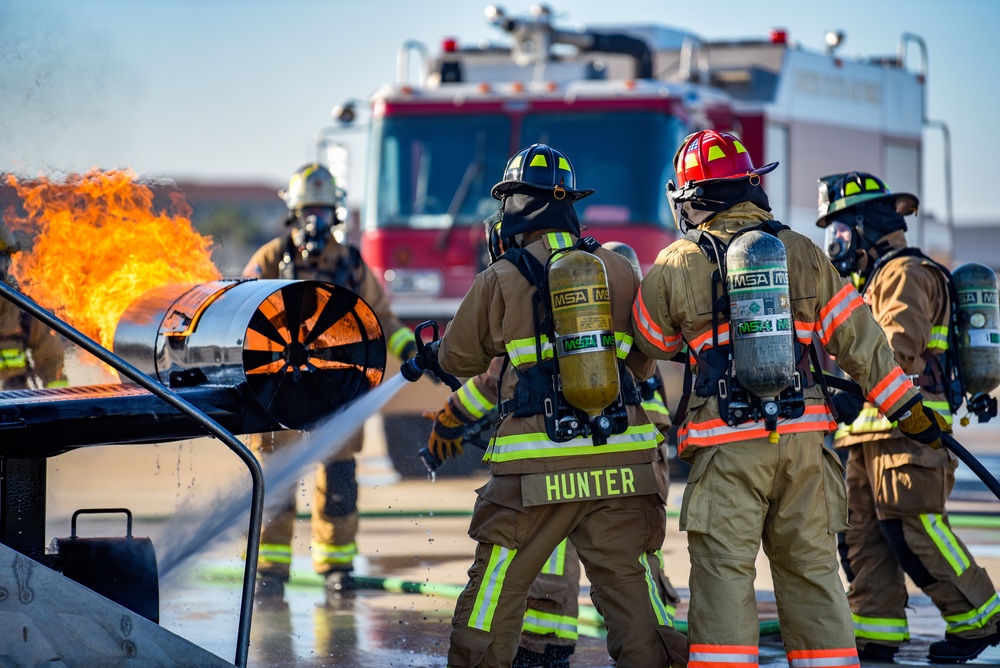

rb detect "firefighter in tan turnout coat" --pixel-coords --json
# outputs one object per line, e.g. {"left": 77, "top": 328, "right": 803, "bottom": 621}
{"left": 817, "top": 171, "right": 1000, "bottom": 662}
{"left": 242, "top": 163, "right": 414, "bottom": 603}
{"left": 630, "top": 130, "right": 949, "bottom": 667}
{"left": 425, "top": 144, "right": 688, "bottom": 667}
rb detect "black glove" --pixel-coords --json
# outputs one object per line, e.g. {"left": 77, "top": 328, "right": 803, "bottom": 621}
{"left": 897, "top": 400, "right": 951, "bottom": 450}
{"left": 830, "top": 390, "right": 865, "bottom": 425}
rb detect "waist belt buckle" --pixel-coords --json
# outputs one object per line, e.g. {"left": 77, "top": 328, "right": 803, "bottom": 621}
{"left": 544, "top": 397, "right": 554, "bottom": 418}
{"left": 717, "top": 378, "right": 728, "bottom": 400}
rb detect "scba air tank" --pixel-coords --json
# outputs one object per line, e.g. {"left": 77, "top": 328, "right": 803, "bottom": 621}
{"left": 953, "top": 262, "right": 1000, "bottom": 396}
{"left": 548, "top": 249, "right": 620, "bottom": 417}
{"left": 726, "top": 230, "right": 795, "bottom": 401}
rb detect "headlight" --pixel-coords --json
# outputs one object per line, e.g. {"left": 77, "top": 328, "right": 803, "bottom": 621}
{"left": 383, "top": 269, "right": 443, "bottom": 297}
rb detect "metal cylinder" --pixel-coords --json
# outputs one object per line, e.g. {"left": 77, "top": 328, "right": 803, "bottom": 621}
{"left": 548, "top": 250, "right": 619, "bottom": 417}
{"left": 113, "top": 279, "right": 386, "bottom": 429}
{"left": 953, "top": 262, "right": 1000, "bottom": 396}
{"left": 726, "top": 231, "right": 795, "bottom": 400}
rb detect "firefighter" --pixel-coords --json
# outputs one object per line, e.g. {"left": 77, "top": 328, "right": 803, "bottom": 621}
{"left": 0, "top": 221, "right": 67, "bottom": 391}
{"left": 817, "top": 171, "right": 1000, "bottom": 662}
{"left": 631, "top": 130, "right": 949, "bottom": 665}
{"left": 424, "top": 238, "right": 682, "bottom": 668}
{"left": 242, "top": 163, "right": 414, "bottom": 604}
{"left": 422, "top": 144, "right": 687, "bottom": 667}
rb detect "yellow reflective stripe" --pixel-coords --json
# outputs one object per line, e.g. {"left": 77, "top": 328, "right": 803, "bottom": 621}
{"left": 485, "top": 423, "right": 659, "bottom": 463}
{"left": 928, "top": 326, "right": 949, "bottom": 351}
{"left": 259, "top": 543, "right": 293, "bottom": 565}
{"left": 557, "top": 157, "right": 571, "bottom": 172}
{"left": 944, "top": 593, "right": 1000, "bottom": 634}
{"left": 640, "top": 551, "right": 672, "bottom": 626}
{"left": 642, "top": 394, "right": 670, "bottom": 417}
{"left": 45, "top": 379, "right": 69, "bottom": 388}
{"left": 546, "top": 231, "right": 575, "bottom": 249}
{"left": 505, "top": 336, "right": 553, "bottom": 366}
{"left": 529, "top": 154, "right": 548, "bottom": 168}
{"left": 615, "top": 331, "right": 633, "bottom": 359}
{"left": 310, "top": 541, "right": 358, "bottom": 566}
{"left": 387, "top": 327, "right": 414, "bottom": 358}
{"left": 853, "top": 613, "right": 909, "bottom": 641}
{"left": 0, "top": 349, "right": 27, "bottom": 369}
{"left": 706, "top": 145, "right": 726, "bottom": 161}
{"left": 845, "top": 182, "right": 861, "bottom": 196}
{"left": 865, "top": 178, "right": 881, "bottom": 191}
{"left": 470, "top": 544, "right": 515, "bottom": 632}
{"left": 457, "top": 379, "right": 495, "bottom": 419}
{"left": 522, "top": 608, "right": 579, "bottom": 639}
{"left": 540, "top": 538, "right": 568, "bottom": 575}
{"left": 509, "top": 155, "right": 523, "bottom": 169}
{"left": 733, "top": 140, "right": 747, "bottom": 154}
{"left": 920, "top": 514, "right": 970, "bottom": 576}
{"left": 841, "top": 403, "right": 953, "bottom": 436}
{"left": 684, "top": 153, "right": 698, "bottom": 170}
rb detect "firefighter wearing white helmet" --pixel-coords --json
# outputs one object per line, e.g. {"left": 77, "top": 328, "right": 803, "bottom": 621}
{"left": 631, "top": 130, "right": 948, "bottom": 661}
{"left": 818, "top": 171, "right": 1000, "bottom": 662}
{"left": 0, "top": 221, "right": 67, "bottom": 391}
{"left": 426, "top": 144, "right": 688, "bottom": 666}
{"left": 242, "top": 163, "right": 415, "bottom": 606}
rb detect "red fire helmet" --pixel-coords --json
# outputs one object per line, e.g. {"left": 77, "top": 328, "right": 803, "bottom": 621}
{"left": 673, "top": 130, "right": 777, "bottom": 188}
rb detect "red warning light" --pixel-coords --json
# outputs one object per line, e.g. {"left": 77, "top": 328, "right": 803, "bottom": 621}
{"left": 442, "top": 38, "right": 457, "bottom": 53}
{"left": 769, "top": 29, "right": 788, "bottom": 44}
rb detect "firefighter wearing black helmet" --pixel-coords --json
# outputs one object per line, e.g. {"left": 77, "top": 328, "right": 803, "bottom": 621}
{"left": 631, "top": 130, "right": 949, "bottom": 662}
{"left": 818, "top": 171, "right": 1000, "bottom": 662}
{"left": 428, "top": 144, "right": 688, "bottom": 666}
{"left": 242, "top": 163, "right": 415, "bottom": 606}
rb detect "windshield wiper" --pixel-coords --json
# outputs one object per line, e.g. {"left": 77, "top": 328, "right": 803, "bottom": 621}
{"left": 434, "top": 131, "right": 487, "bottom": 251}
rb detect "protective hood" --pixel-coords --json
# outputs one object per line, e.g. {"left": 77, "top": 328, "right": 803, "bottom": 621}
{"left": 498, "top": 192, "right": 580, "bottom": 242}
{"left": 673, "top": 177, "right": 771, "bottom": 233}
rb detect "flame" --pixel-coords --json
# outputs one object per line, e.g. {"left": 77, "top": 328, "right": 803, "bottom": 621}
{"left": 5, "top": 169, "right": 221, "bottom": 351}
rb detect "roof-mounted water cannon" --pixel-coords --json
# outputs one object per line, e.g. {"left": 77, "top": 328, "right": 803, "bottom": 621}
{"left": 485, "top": 4, "right": 653, "bottom": 79}
{"left": 824, "top": 30, "right": 845, "bottom": 56}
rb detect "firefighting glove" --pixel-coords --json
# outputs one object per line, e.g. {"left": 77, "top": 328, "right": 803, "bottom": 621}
{"left": 830, "top": 389, "right": 865, "bottom": 425}
{"left": 421, "top": 399, "right": 469, "bottom": 461}
{"left": 896, "top": 400, "right": 951, "bottom": 449}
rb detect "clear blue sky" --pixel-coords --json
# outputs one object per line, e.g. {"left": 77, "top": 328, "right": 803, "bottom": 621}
{"left": 2, "top": 0, "right": 998, "bottom": 223}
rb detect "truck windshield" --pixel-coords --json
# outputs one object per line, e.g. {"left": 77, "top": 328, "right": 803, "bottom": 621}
{"left": 521, "top": 111, "right": 686, "bottom": 228}
{"left": 365, "top": 114, "right": 511, "bottom": 230}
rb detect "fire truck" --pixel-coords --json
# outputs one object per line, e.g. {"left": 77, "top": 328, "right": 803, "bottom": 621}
{"left": 340, "top": 5, "right": 930, "bottom": 476}
{"left": 355, "top": 5, "right": 927, "bottom": 322}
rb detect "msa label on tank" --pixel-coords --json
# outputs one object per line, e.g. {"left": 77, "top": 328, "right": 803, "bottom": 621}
{"left": 958, "top": 289, "right": 999, "bottom": 306}
{"left": 966, "top": 329, "right": 1000, "bottom": 347}
{"left": 556, "top": 330, "right": 616, "bottom": 357}
{"left": 727, "top": 267, "right": 789, "bottom": 293}
{"left": 551, "top": 284, "right": 610, "bottom": 310}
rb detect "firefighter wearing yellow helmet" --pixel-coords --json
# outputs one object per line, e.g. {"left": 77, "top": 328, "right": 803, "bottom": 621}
{"left": 0, "top": 221, "right": 67, "bottom": 391}
{"left": 242, "top": 163, "right": 415, "bottom": 605}
{"left": 422, "top": 239, "right": 682, "bottom": 667}
{"left": 818, "top": 171, "right": 1000, "bottom": 662}
{"left": 631, "top": 130, "right": 949, "bottom": 661}
{"left": 422, "top": 144, "right": 688, "bottom": 666}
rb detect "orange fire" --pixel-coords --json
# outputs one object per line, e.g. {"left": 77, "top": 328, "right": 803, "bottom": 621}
{"left": 5, "top": 169, "right": 221, "bottom": 351}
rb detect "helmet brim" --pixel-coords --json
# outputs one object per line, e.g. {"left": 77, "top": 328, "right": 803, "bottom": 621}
{"left": 491, "top": 180, "right": 595, "bottom": 202}
{"left": 816, "top": 191, "right": 919, "bottom": 228}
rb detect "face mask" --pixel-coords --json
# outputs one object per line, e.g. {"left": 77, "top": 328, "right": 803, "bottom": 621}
{"left": 292, "top": 207, "right": 336, "bottom": 256}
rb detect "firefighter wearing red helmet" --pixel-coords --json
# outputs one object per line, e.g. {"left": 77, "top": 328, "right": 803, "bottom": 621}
{"left": 631, "top": 130, "right": 948, "bottom": 663}
{"left": 424, "top": 240, "right": 682, "bottom": 668}
{"left": 242, "top": 163, "right": 415, "bottom": 606}
{"left": 817, "top": 171, "right": 1000, "bottom": 662}
{"left": 424, "top": 144, "right": 688, "bottom": 666}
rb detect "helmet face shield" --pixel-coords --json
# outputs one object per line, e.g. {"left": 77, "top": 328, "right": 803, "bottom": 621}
{"left": 824, "top": 219, "right": 859, "bottom": 276}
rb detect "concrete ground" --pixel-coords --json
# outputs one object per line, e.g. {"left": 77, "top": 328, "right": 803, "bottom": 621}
{"left": 37, "top": 398, "right": 1000, "bottom": 667}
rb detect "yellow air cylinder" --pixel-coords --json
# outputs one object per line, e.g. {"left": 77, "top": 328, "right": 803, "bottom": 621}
{"left": 548, "top": 249, "right": 620, "bottom": 417}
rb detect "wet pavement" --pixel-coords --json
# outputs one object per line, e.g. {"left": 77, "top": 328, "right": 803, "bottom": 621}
{"left": 36, "top": 417, "right": 1000, "bottom": 667}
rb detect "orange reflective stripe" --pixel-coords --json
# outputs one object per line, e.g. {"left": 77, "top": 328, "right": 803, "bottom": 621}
{"left": 632, "top": 292, "right": 682, "bottom": 354}
{"left": 787, "top": 647, "right": 859, "bottom": 668}
{"left": 867, "top": 366, "right": 915, "bottom": 413}
{"left": 680, "top": 405, "right": 835, "bottom": 448}
{"left": 689, "top": 323, "right": 731, "bottom": 354}
{"left": 690, "top": 643, "right": 759, "bottom": 668}
{"left": 794, "top": 319, "right": 817, "bottom": 345}
{"left": 818, "top": 284, "right": 864, "bottom": 346}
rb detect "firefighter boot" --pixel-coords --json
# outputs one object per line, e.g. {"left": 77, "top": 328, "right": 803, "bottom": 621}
{"left": 928, "top": 631, "right": 1000, "bottom": 663}
{"left": 857, "top": 642, "right": 897, "bottom": 661}
{"left": 512, "top": 644, "right": 574, "bottom": 668}
{"left": 323, "top": 569, "right": 357, "bottom": 606}
{"left": 254, "top": 572, "right": 288, "bottom": 611}
{"left": 512, "top": 646, "right": 545, "bottom": 668}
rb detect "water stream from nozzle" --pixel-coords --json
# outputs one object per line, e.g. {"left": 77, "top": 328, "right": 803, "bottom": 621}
{"left": 155, "top": 373, "right": 410, "bottom": 579}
